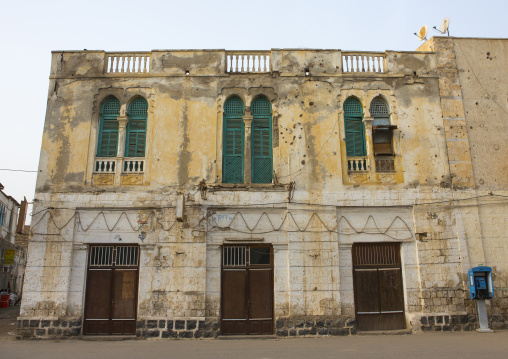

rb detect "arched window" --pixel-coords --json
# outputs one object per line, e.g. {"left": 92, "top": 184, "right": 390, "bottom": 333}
{"left": 251, "top": 97, "right": 273, "bottom": 183}
{"left": 370, "top": 97, "right": 393, "bottom": 155}
{"left": 344, "top": 97, "right": 366, "bottom": 156}
{"left": 126, "top": 98, "right": 148, "bottom": 157}
{"left": 97, "top": 97, "right": 120, "bottom": 157}
{"left": 223, "top": 96, "right": 245, "bottom": 183}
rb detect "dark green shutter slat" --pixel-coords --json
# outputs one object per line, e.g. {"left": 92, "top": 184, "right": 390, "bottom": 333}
{"left": 126, "top": 98, "right": 148, "bottom": 157}
{"left": 344, "top": 98, "right": 366, "bottom": 157}
{"left": 251, "top": 97, "right": 272, "bottom": 184}
{"left": 345, "top": 117, "right": 366, "bottom": 156}
{"left": 223, "top": 97, "right": 245, "bottom": 183}
{"left": 97, "top": 98, "right": 120, "bottom": 157}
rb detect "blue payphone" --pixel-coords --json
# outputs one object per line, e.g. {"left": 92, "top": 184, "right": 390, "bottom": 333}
{"left": 468, "top": 266, "right": 494, "bottom": 332}
{"left": 468, "top": 266, "right": 494, "bottom": 300}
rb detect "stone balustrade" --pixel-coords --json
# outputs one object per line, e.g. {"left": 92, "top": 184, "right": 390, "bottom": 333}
{"left": 347, "top": 156, "right": 369, "bottom": 171}
{"left": 226, "top": 51, "right": 271, "bottom": 73}
{"left": 342, "top": 52, "right": 386, "bottom": 73}
{"left": 105, "top": 53, "right": 151, "bottom": 74}
{"left": 123, "top": 159, "right": 145, "bottom": 173}
{"left": 94, "top": 159, "right": 116, "bottom": 173}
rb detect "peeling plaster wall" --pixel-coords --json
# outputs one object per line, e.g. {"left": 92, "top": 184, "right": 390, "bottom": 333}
{"left": 450, "top": 38, "right": 508, "bottom": 327}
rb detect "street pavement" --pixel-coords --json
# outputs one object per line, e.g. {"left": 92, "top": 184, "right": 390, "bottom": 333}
{"left": 2, "top": 306, "right": 508, "bottom": 359}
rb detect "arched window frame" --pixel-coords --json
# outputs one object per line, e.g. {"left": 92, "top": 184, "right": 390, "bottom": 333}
{"left": 125, "top": 97, "right": 148, "bottom": 158}
{"left": 223, "top": 96, "right": 245, "bottom": 183}
{"left": 97, "top": 97, "right": 121, "bottom": 157}
{"left": 251, "top": 96, "right": 273, "bottom": 184}
{"left": 370, "top": 97, "right": 394, "bottom": 156}
{"left": 344, "top": 97, "right": 366, "bottom": 157}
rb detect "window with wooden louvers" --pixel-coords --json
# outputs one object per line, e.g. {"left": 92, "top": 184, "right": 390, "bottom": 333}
{"left": 370, "top": 98, "right": 393, "bottom": 155}
{"left": 344, "top": 98, "right": 366, "bottom": 157}
{"left": 251, "top": 97, "right": 272, "bottom": 183}
{"left": 223, "top": 97, "right": 245, "bottom": 183}
{"left": 97, "top": 98, "right": 121, "bottom": 157}
{"left": 126, "top": 98, "right": 148, "bottom": 157}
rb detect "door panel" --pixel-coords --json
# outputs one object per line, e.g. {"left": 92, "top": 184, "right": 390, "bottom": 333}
{"left": 249, "top": 269, "right": 272, "bottom": 319}
{"left": 84, "top": 269, "right": 112, "bottom": 335}
{"left": 354, "top": 269, "right": 380, "bottom": 313}
{"left": 222, "top": 270, "right": 247, "bottom": 320}
{"left": 112, "top": 270, "right": 137, "bottom": 319}
{"left": 378, "top": 269, "right": 404, "bottom": 312}
{"left": 85, "top": 270, "right": 112, "bottom": 319}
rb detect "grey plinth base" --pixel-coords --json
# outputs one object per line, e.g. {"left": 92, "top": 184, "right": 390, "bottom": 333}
{"left": 476, "top": 299, "right": 493, "bottom": 333}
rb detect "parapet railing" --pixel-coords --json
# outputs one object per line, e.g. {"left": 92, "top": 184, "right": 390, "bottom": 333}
{"left": 94, "top": 159, "right": 116, "bottom": 173}
{"left": 123, "top": 158, "right": 145, "bottom": 173}
{"left": 226, "top": 51, "right": 271, "bottom": 73}
{"left": 375, "top": 156, "right": 395, "bottom": 172}
{"left": 342, "top": 52, "right": 386, "bottom": 73}
{"left": 347, "top": 156, "right": 369, "bottom": 172}
{"left": 105, "top": 52, "right": 151, "bottom": 74}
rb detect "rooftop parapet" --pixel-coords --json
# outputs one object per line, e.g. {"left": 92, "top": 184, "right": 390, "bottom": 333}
{"left": 49, "top": 49, "right": 437, "bottom": 78}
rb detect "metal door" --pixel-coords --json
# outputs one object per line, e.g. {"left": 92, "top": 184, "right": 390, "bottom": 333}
{"left": 352, "top": 243, "right": 405, "bottom": 331}
{"left": 84, "top": 245, "right": 139, "bottom": 335}
{"left": 221, "top": 245, "right": 273, "bottom": 335}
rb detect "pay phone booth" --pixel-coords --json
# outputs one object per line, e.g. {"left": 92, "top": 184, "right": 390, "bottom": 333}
{"left": 468, "top": 266, "right": 494, "bottom": 332}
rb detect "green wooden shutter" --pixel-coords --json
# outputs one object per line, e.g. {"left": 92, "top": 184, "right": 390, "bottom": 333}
{"left": 126, "top": 98, "right": 148, "bottom": 157}
{"left": 251, "top": 97, "right": 273, "bottom": 183}
{"left": 344, "top": 98, "right": 366, "bottom": 156}
{"left": 97, "top": 98, "right": 120, "bottom": 157}
{"left": 223, "top": 97, "right": 245, "bottom": 183}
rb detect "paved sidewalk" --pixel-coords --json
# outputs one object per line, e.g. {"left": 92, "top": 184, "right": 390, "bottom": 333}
{"left": 2, "top": 308, "right": 507, "bottom": 359}
{"left": 2, "top": 331, "right": 508, "bottom": 359}
{"left": 0, "top": 303, "right": 20, "bottom": 340}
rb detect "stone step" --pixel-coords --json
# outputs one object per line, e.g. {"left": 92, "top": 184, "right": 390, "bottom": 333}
{"left": 219, "top": 335, "right": 277, "bottom": 340}
{"left": 79, "top": 335, "right": 139, "bottom": 341}
{"left": 357, "top": 329, "right": 412, "bottom": 336}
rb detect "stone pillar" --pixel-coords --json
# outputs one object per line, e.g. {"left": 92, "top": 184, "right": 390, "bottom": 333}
{"left": 116, "top": 115, "right": 129, "bottom": 184}
{"left": 363, "top": 117, "right": 375, "bottom": 178}
{"left": 243, "top": 114, "right": 253, "bottom": 184}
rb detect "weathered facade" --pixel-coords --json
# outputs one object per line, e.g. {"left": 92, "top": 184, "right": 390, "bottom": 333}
{"left": 19, "top": 37, "right": 508, "bottom": 338}
{"left": 0, "top": 183, "right": 21, "bottom": 294}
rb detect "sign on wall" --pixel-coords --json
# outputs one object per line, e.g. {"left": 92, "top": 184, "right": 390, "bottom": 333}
{"left": 3, "top": 249, "right": 15, "bottom": 266}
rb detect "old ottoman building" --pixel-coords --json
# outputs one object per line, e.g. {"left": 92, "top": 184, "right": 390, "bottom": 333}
{"left": 18, "top": 36, "right": 508, "bottom": 338}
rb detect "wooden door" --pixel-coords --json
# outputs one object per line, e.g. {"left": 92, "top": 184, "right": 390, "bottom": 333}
{"left": 84, "top": 245, "right": 139, "bottom": 335}
{"left": 352, "top": 243, "right": 405, "bottom": 331}
{"left": 221, "top": 245, "right": 273, "bottom": 335}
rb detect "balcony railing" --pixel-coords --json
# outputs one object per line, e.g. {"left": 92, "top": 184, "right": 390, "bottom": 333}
{"left": 123, "top": 158, "right": 145, "bottom": 173}
{"left": 105, "top": 53, "right": 151, "bottom": 74}
{"left": 342, "top": 52, "right": 385, "bottom": 73}
{"left": 94, "top": 159, "right": 115, "bottom": 173}
{"left": 375, "top": 156, "right": 395, "bottom": 172}
{"left": 347, "top": 156, "right": 369, "bottom": 171}
{"left": 226, "top": 51, "right": 271, "bottom": 73}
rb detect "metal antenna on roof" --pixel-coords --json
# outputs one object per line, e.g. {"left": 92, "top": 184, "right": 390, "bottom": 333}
{"left": 433, "top": 17, "right": 450, "bottom": 36}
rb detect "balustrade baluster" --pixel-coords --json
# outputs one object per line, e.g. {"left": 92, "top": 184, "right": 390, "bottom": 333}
{"left": 260, "top": 55, "right": 264, "bottom": 72}
{"left": 125, "top": 56, "right": 130, "bottom": 73}
{"left": 115, "top": 56, "right": 120, "bottom": 73}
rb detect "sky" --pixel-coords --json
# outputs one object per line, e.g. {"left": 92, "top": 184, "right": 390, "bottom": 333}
{"left": 0, "top": 0, "right": 507, "bottom": 223}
